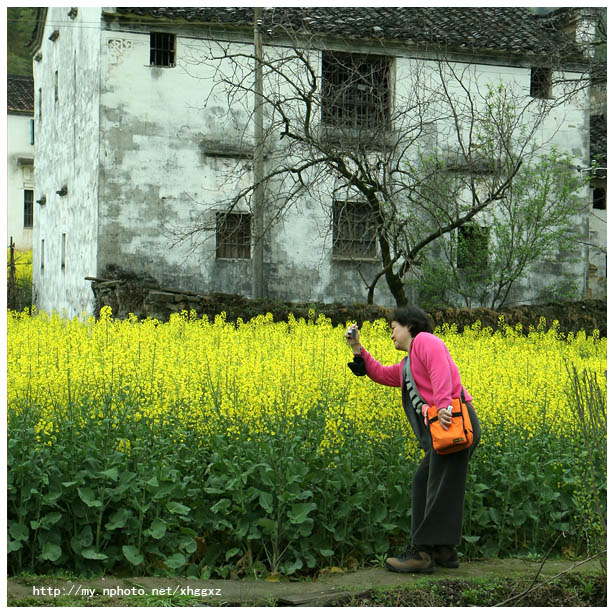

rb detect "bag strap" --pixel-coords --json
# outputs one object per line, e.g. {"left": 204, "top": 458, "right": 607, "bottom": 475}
{"left": 404, "top": 348, "right": 427, "bottom": 410}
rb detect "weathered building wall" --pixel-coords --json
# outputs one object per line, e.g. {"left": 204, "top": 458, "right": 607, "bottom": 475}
{"left": 33, "top": 9, "right": 596, "bottom": 315}
{"left": 7, "top": 113, "right": 34, "bottom": 250}
{"left": 32, "top": 7, "right": 101, "bottom": 317}
{"left": 95, "top": 23, "right": 591, "bottom": 309}
{"left": 96, "top": 24, "right": 396, "bottom": 306}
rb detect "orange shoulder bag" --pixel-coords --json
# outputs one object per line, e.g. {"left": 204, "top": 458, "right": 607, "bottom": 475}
{"left": 425, "top": 391, "right": 474, "bottom": 455}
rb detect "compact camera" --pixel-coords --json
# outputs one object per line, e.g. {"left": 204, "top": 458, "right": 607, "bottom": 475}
{"left": 347, "top": 325, "right": 357, "bottom": 339}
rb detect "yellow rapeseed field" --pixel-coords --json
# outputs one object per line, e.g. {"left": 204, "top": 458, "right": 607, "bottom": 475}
{"left": 7, "top": 308, "right": 606, "bottom": 454}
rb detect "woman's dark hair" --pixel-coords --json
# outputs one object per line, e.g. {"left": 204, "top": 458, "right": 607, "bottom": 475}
{"left": 390, "top": 305, "right": 433, "bottom": 336}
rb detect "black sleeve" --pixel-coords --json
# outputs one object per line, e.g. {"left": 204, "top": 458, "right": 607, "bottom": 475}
{"left": 347, "top": 354, "right": 367, "bottom": 376}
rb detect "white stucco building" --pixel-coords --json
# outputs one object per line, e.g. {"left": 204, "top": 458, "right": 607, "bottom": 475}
{"left": 27, "top": 7, "right": 604, "bottom": 317}
{"left": 7, "top": 75, "right": 35, "bottom": 251}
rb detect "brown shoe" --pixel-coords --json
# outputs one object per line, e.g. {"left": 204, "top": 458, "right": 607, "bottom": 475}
{"left": 386, "top": 545, "right": 434, "bottom": 574}
{"left": 432, "top": 545, "right": 459, "bottom": 568}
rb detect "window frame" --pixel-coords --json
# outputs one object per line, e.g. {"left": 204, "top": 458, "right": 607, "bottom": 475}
{"left": 332, "top": 200, "right": 379, "bottom": 261}
{"left": 215, "top": 212, "right": 252, "bottom": 260}
{"left": 530, "top": 67, "right": 552, "bottom": 99}
{"left": 321, "top": 51, "right": 392, "bottom": 133}
{"left": 23, "top": 189, "right": 34, "bottom": 229}
{"left": 150, "top": 32, "right": 176, "bottom": 68}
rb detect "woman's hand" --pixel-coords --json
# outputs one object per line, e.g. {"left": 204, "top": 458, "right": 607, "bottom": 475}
{"left": 345, "top": 324, "right": 361, "bottom": 354}
{"left": 438, "top": 407, "right": 453, "bottom": 431}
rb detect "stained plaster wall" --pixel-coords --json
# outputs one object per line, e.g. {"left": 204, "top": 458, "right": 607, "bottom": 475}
{"left": 32, "top": 7, "right": 101, "bottom": 317}
{"left": 96, "top": 24, "right": 393, "bottom": 306}
{"left": 97, "top": 22, "right": 590, "bottom": 309}
{"left": 35, "top": 10, "right": 593, "bottom": 315}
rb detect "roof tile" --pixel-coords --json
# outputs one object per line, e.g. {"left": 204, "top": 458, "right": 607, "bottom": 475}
{"left": 114, "top": 7, "right": 582, "bottom": 59}
{"left": 7, "top": 75, "right": 34, "bottom": 113}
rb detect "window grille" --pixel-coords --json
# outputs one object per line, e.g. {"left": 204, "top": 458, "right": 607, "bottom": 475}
{"left": 332, "top": 200, "right": 378, "bottom": 259}
{"left": 150, "top": 32, "right": 176, "bottom": 67}
{"left": 530, "top": 67, "right": 552, "bottom": 99}
{"left": 216, "top": 213, "right": 252, "bottom": 259}
{"left": 322, "top": 52, "right": 390, "bottom": 131}
{"left": 24, "top": 190, "right": 33, "bottom": 228}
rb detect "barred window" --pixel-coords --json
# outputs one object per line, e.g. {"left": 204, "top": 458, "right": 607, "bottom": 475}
{"left": 216, "top": 213, "right": 251, "bottom": 259}
{"left": 322, "top": 52, "right": 391, "bottom": 131}
{"left": 332, "top": 200, "right": 378, "bottom": 259}
{"left": 530, "top": 67, "right": 552, "bottom": 99}
{"left": 457, "top": 224, "right": 489, "bottom": 270}
{"left": 150, "top": 32, "right": 175, "bottom": 67}
{"left": 24, "top": 190, "right": 33, "bottom": 228}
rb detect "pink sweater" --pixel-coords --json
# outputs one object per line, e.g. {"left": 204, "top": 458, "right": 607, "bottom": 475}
{"left": 359, "top": 332, "right": 472, "bottom": 409}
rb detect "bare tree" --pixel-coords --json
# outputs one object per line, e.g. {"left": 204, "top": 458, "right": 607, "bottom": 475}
{"left": 167, "top": 13, "right": 590, "bottom": 306}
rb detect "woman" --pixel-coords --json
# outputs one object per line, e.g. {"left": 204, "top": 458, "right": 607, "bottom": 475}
{"left": 345, "top": 305, "right": 481, "bottom": 574}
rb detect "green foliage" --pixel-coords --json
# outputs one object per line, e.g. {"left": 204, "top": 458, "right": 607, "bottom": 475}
{"left": 414, "top": 146, "right": 587, "bottom": 309}
{"left": 7, "top": 8, "right": 38, "bottom": 77}
{"left": 565, "top": 367, "right": 607, "bottom": 571}
{"left": 7, "top": 379, "right": 606, "bottom": 579}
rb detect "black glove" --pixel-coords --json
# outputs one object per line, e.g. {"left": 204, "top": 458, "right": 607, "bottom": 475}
{"left": 347, "top": 355, "right": 367, "bottom": 376}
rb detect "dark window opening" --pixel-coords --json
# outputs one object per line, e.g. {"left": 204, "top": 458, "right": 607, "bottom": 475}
{"left": 457, "top": 224, "right": 489, "bottom": 270}
{"left": 216, "top": 213, "right": 251, "bottom": 259}
{"left": 530, "top": 67, "right": 552, "bottom": 99}
{"left": 61, "top": 233, "right": 66, "bottom": 272}
{"left": 322, "top": 52, "right": 391, "bottom": 131}
{"left": 150, "top": 32, "right": 176, "bottom": 67}
{"left": 24, "top": 190, "right": 34, "bottom": 228}
{"left": 332, "top": 200, "right": 378, "bottom": 259}
{"left": 593, "top": 187, "right": 606, "bottom": 210}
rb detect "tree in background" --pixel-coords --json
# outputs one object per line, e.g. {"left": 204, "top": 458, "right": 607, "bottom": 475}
{"left": 162, "top": 12, "right": 592, "bottom": 306}
{"left": 413, "top": 148, "right": 587, "bottom": 310}
{"left": 7, "top": 7, "right": 38, "bottom": 77}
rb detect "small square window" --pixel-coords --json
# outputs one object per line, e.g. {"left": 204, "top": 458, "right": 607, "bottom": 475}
{"left": 457, "top": 224, "right": 489, "bottom": 270}
{"left": 150, "top": 32, "right": 176, "bottom": 67}
{"left": 332, "top": 200, "right": 378, "bottom": 259}
{"left": 530, "top": 67, "right": 552, "bottom": 99}
{"left": 216, "top": 213, "right": 251, "bottom": 259}
{"left": 24, "top": 190, "right": 34, "bottom": 228}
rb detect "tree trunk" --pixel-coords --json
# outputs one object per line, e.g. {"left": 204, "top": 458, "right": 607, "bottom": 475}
{"left": 378, "top": 233, "right": 408, "bottom": 306}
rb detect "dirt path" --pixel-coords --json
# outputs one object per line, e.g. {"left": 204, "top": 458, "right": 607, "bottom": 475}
{"left": 7, "top": 557, "right": 604, "bottom": 607}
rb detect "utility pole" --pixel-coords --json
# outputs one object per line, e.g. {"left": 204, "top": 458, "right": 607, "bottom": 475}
{"left": 252, "top": 7, "right": 265, "bottom": 298}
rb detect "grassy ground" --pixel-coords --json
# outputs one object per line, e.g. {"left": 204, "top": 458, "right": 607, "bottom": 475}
{"left": 331, "top": 574, "right": 606, "bottom": 607}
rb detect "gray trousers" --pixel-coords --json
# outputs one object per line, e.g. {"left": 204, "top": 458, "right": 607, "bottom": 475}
{"left": 411, "top": 402, "right": 481, "bottom": 547}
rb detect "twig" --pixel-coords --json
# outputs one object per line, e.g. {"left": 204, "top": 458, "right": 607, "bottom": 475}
{"left": 522, "top": 533, "right": 562, "bottom": 597}
{"left": 493, "top": 549, "right": 606, "bottom": 607}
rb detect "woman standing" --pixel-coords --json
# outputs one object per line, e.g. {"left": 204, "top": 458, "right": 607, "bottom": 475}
{"left": 345, "top": 305, "right": 480, "bottom": 574}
